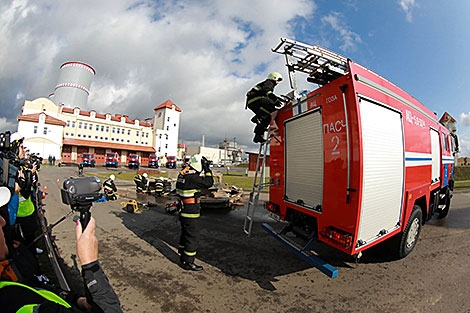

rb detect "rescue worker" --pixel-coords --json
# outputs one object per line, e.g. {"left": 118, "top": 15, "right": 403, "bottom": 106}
{"left": 246, "top": 72, "right": 284, "bottom": 143}
{"left": 103, "top": 175, "right": 118, "bottom": 201}
{"left": 78, "top": 163, "right": 84, "bottom": 176}
{"left": 176, "top": 154, "right": 213, "bottom": 271}
{"left": 134, "top": 173, "right": 148, "bottom": 194}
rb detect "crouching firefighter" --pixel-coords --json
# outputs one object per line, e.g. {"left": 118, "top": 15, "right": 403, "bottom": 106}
{"left": 103, "top": 174, "right": 118, "bottom": 201}
{"left": 134, "top": 173, "right": 148, "bottom": 194}
{"left": 245, "top": 72, "right": 284, "bottom": 143}
{"left": 176, "top": 154, "right": 213, "bottom": 271}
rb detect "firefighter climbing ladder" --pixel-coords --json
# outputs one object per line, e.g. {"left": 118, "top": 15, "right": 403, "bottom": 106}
{"left": 243, "top": 130, "right": 273, "bottom": 236}
{"left": 271, "top": 37, "right": 349, "bottom": 89}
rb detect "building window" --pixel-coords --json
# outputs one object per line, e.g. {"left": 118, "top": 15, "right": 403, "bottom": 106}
{"left": 88, "top": 135, "right": 91, "bottom": 138}
{"left": 66, "top": 121, "right": 70, "bottom": 127}
{"left": 65, "top": 133, "right": 68, "bottom": 136}
{"left": 95, "top": 136, "right": 98, "bottom": 139}
{"left": 78, "top": 134, "right": 81, "bottom": 137}
{"left": 84, "top": 122, "right": 87, "bottom": 129}
{"left": 136, "top": 131, "right": 139, "bottom": 136}
{"left": 106, "top": 126, "right": 109, "bottom": 132}
{"left": 167, "top": 117, "right": 170, "bottom": 122}
{"left": 111, "top": 138, "right": 114, "bottom": 141}
{"left": 127, "top": 140, "right": 130, "bottom": 143}
{"left": 89, "top": 124, "right": 93, "bottom": 130}
{"left": 165, "top": 135, "right": 168, "bottom": 140}
{"left": 158, "top": 147, "right": 161, "bottom": 152}
{"left": 166, "top": 126, "right": 169, "bottom": 131}
{"left": 174, "top": 123, "right": 176, "bottom": 127}
{"left": 101, "top": 126, "right": 104, "bottom": 132}
{"left": 72, "top": 121, "right": 76, "bottom": 128}
{"left": 70, "top": 133, "right": 74, "bottom": 136}
{"left": 159, "top": 134, "right": 161, "bottom": 139}
{"left": 100, "top": 137, "right": 103, "bottom": 140}
{"left": 165, "top": 144, "right": 168, "bottom": 148}
{"left": 43, "top": 127, "right": 48, "bottom": 135}
{"left": 79, "top": 122, "right": 82, "bottom": 129}
{"left": 33, "top": 126, "right": 38, "bottom": 134}
{"left": 105, "top": 137, "right": 108, "bottom": 140}
{"left": 117, "top": 128, "right": 120, "bottom": 134}
{"left": 112, "top": 127, "right": 115, "bottom": 133}
{"left": 96, "top": 125, "right": 99, "bottom": 131}
{"left": 128, "top": 130, "right": 131, "bottom": 135}
{"left": 136, "top": 141, "right": 138, "bottom": 144}
{"left": 146, "top": 133, "right": 149, "bottom": 138}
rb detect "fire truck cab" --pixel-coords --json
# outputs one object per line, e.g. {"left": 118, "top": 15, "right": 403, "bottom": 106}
{"left": 262, "top": 39, "right": 458, "bottom": 269}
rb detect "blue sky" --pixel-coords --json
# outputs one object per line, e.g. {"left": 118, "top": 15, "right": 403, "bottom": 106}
{"left": 0, "top": 0, "right": 469, "bottom": 155}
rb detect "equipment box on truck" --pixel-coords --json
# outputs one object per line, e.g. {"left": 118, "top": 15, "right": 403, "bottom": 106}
{"left": 245, "top": 38, "right": 459, "bottom": 277}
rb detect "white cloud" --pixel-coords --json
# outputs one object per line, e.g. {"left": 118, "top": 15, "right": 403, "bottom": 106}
{"left": 457, "top": 135, "right": 470, "bottom": 157}
{"left": 398, "top": 0, "right": 418, "bottom": 22}
{"left": 321, "top": 11, "right": 362, "bottom": 52}
{"left": 0, "top": 0, "right": 316, "bottom": 149}
{"left": 459, "top": 112, "right": 470, "bottom": 127}
{"left": 0, "top": 116, "right": 17, "bottom": 133}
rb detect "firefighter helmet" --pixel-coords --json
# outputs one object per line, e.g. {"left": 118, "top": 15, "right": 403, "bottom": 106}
{"left": 109, "top": 174, "right": 115, "bottom": 181}
{"left": 189, "top": 154, "right": 203, "bottom": 172}
{"left": 143, "top": 173, "right": 148, "bottom": 178}
{"left": 268, "top": 72, "right": 283, "bottom": 82}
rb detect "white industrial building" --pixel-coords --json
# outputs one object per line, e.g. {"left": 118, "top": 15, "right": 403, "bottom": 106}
{"left": 16, "top": 61, "right": 182, "bottom": 165}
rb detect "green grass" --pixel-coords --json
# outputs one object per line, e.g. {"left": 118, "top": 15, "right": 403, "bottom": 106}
{"left": 454, "top": 180, "right": 470, "bottom": 191}
{"left": 454, "top": 166, "right": 470, "bottom": 181}
{"left": 220, "top": 175, "right": 266, "bottom": 189}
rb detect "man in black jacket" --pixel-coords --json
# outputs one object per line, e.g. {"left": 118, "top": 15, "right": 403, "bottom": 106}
{"left": 176, "top": 155, "right": 213, "bottom": 271}
{"left": 103, "top": 175, "right": 118, "bottom": 201}
{"left": 246, "top": 72, "right": 284, "bottom": 143}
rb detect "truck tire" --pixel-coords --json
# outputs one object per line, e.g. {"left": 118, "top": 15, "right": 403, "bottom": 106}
{"left": 437, "top": 189, "right": 451, "bottom": 219}
{"left": 394, "top": 205, "right": 422, "bottom": 259}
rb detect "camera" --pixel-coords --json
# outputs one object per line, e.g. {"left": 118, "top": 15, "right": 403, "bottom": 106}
{"left": 61, "top": 176, "right": 102, "bottom": 229}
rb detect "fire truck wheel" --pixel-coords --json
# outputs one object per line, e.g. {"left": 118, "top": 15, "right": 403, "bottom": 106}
{"left": 396, "top": 205, "right": 422, "bottom": 259}
{"left": 437, "top": 189, "right": 451, "bottom": 219}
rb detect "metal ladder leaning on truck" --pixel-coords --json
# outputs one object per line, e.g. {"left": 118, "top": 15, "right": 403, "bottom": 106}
{"left": 244, "top": 38, "right": 460, "bottom": 278}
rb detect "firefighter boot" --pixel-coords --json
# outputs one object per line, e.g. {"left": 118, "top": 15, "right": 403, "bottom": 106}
{"left": 181, "top": 261, "right": 203, "bottom": 271}
{"left": 253, "top": 133, "right": 266, "bottom": 143}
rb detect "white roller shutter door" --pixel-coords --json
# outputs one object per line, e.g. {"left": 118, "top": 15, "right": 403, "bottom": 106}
{"left": 430, "top": 129, "right": 440, "bottom": 183}
{"left": 284, "top": 109, "right": 323, "bottom": 211}
{"left": 357, "top": 98, "right": 404, "bottom": 245}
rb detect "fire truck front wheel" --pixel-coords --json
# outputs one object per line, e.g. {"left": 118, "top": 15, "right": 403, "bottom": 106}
{"left": 395, "top": 205, "right": 422, "bottom": 259}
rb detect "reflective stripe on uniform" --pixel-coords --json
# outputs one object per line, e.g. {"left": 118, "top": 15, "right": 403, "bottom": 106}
{"left": 17, "top": 197, "right": 35, "bottom": 217}
{"left": 205, "top": 172, "right": 212, "bottom": 177}
{"left": 180, "top": 212, "right": 200, "bottom": 218}
{"left": 184, "top": 250, "right": 197, "bottom": 256}
{"left": 176, "top": 188, "right": 200, "bottom": 197}
{"left": 259, "top": 106, "right": 271, "bottom": 114}
{"left": 247, "top": 96, "right": 264, "bottom": 105}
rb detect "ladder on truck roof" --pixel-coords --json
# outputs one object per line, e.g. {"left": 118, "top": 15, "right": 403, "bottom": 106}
{"left": 271, "top": 38, "right": 349, "bottom": 89}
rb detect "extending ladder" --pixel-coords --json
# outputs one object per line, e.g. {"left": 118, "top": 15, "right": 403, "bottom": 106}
{"left": 243, "top": 131, "right": 273, "bottom": 236}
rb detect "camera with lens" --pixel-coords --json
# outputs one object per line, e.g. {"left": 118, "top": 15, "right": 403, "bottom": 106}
{"left": 61, "top": 176, "right": 102, "bottom": 229}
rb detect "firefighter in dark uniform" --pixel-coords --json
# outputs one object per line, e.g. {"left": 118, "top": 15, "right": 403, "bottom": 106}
{"left": 103, "top": 174, "right": 118, "bottom": 201}
{"left": 134, "top": 172, "right": 148, "bottom": 194}
{"left": 246, "top": 72, "right": 284, "bottom": 143}
{"left": 176, "top": 154, "right": 213, "bottom": 271}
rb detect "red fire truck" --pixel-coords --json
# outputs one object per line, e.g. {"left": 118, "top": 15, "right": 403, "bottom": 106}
{"left": 253, "top": 38, "right": 459, "bottom": 277}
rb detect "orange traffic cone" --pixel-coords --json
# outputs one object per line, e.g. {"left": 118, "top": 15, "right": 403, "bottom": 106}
{"left": 57, "top": 178, "right": 60, "bottom": 184}
{"left": 44, "top": 185, "right": 48, "bottom": 193}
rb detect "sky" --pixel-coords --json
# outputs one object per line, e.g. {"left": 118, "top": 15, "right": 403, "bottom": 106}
{"left": 0, "top": 0, "right": 469, "bottom": 155}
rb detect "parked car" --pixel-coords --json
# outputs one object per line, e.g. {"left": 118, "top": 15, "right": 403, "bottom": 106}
{"left": 105, "top": 152, "right": 119, "bottom": 168}
{"left": 166, "top": 156, "right": 176, "bottom": 169}
{"left": 128, "top": 153, "right": 140, "bottom": 169}
{"left": 148, "top": 154, "right": 159, "bottom": 168}
{"left": 81, "top": 153, "right": 95, "bottom": 167}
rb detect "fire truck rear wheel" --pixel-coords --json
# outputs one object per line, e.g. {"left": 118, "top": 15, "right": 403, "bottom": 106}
{"left": 396, "top": 205, "right": 422, "bottom": 259}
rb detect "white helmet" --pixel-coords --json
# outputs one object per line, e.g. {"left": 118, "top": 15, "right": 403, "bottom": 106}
{"left": 109, "top": 174, "right": 115, "bottom": 181}
{"left": 0, "top": 187, "right": 11, "bottom": 207}
{"left": 143, "top": 173, "right": 148, "bottom": 178}
{"left": 10, "top": 132, "right": 24, "bottom": 142}
{"left": 268, "top": 72, "right": 283, "bottom": 82}
{"left": 189, "top": 154, "right": 203, "bottom": 172}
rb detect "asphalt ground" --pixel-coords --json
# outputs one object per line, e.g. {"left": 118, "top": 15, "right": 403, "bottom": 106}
{"left": 38, "top": 165, "right": 470, "bottom": 313}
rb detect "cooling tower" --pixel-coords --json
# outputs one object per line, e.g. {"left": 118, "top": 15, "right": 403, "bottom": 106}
{"left": 52, "top": 62, "right": 95, "bottom": 107}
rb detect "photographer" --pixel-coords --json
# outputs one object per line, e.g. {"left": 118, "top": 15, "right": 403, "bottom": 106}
{"left": 0, "top": 194, "right": 123, "bottom": 312}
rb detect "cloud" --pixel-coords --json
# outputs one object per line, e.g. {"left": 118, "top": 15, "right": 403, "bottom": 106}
{"left": 398, "top": 0, "right": 418, "bottom": 22}
{"left": 0, "top": 116, "right": 17, "bottom": 133}
{"left": 459, "top": 112, "right": 470, "bottom": 127}
{"left": 0, "top": 0, "right": 316, "bottom": 149}
{"left": 321, "top": 11, "right": 362, "bottom": 52}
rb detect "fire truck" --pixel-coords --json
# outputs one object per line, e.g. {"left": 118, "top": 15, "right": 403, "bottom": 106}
{"left": 105, "top": 152, "right": 119, "bottom": 168}
{"left": 245, "top": 38, "right": 459, "bottom": 277}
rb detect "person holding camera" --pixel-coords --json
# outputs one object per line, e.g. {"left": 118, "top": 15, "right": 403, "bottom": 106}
{"left": 176, "top": 154, "right": 213, "bottom": 271}
{"left": 0, "top": 185, "right": 123, "bottom": 312}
